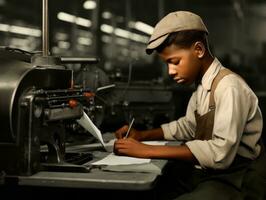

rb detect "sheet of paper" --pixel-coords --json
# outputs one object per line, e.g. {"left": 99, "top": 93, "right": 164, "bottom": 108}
{"left": 92, "top": 153, "right": 151, "bottom": 166}
{"left": 76, "top": 111, "right": 107, "bottom": 151}
{"left": 91, "top": 140, "right": 167, "bottom": 166}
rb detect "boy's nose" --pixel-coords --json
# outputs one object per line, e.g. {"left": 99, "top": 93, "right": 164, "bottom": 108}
{"left": 168, "top": 64, "right": 177, "bottom": 76}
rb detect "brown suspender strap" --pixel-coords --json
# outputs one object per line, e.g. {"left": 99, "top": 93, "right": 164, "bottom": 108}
{"left": 209, "top": 69, "right": 234, "bottom": 110}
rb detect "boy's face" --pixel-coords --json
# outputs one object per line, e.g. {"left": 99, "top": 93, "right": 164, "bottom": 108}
{"left": 158, "top": 43, "right": 202, "bottom": 85}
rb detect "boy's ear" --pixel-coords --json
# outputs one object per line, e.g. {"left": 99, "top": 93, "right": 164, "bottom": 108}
{"left": 193, "top": 41, "right": 205, "bottom": 59}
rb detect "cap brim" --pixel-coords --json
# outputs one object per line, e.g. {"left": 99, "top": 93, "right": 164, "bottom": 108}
{"left": 145, "top": 34, "right": 169, "bottom": 55}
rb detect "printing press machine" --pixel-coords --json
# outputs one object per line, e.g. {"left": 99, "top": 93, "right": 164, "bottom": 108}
{"left": 0, "top": 47, "right": 100, "bottom": 176}
{"left": 0, "top": 47, "right": 169, "bottom": 199}
{"left": 0, "top": 46, "right": 173, "bottom": 199}
{"left": 0, "top": 0, "right": 110, "bottom": 178}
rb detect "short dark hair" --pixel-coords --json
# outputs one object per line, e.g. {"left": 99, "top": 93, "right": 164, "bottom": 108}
{"left": 156, "top": 30, "right": 209, "bottom": 53}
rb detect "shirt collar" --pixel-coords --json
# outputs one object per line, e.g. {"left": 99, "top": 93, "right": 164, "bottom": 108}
{"left": 201, "top": 57, "right": 223, "bottom": 91}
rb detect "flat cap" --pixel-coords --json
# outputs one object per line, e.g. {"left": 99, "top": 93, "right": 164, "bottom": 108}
{"left": 146, "top": 11, "right": 208, "bottom": 54}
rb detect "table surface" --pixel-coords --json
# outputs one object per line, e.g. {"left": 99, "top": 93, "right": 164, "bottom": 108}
{"left": 3, "top": 133, "right": 180, "bottom": 191}
{"left": 16, "top": 151, "right": 167, "bottom": 190}
{"left": 13, "top": 137, "right": 172, "bottom": 191}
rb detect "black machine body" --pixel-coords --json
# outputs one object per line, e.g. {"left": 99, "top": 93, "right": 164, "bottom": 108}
{"left": 0, "top": 48, "right": 93, "bottom": 176}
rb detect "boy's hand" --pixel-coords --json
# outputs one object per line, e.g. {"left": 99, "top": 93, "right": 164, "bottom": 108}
{"left": 113, "top": 138, "right": 151, "bottom": 158}
{"left": 114, "top": 125, "right": 142, "bottom": 140}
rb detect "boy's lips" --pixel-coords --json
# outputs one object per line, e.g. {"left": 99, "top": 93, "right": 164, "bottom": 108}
{"left": 177, "top": 79, "right": 185, "bottom": 83}
{"left": 174, "top": 77, "right": 185, "bottom": 83}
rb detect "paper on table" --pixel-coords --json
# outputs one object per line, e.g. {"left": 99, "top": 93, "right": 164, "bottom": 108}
{"left": 92, "top": 153, "right": 151, "bottom": 166}
{"left": 77, "top": 111, "right": 107, "bottom": 151}
{"left": 104, "top": 139, "right": 167, "bottom": 149}
{"left": 91, "top": 140, "right": 167, "bottom": 166}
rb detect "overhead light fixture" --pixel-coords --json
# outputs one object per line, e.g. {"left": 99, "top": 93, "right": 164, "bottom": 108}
{"left": 100, "top": 24, "right": 114, "bottom": 34}
{"left": 83, "top": 0, "right": 97, "bottom": 10}
{"left": 133, "top": 21, "right": 154, "bottom": 35}
{"left": 76, "top": 17, "right": 91, "bottom": 27}
{"left": 0, "top": 23, "right": 9, "bottom": 32}
{"left": 129, "top": 21, "right": 154, "bottom": 35}
{"left": 102, "top": 11, "right": 112, "bottom": 19}
{"left": 78, "top": 37, "right": 92, "bottom": 46}
{"left": 10, "top": 25, "right": 42, "bottom": 37}
{"left": 0, "top": 23, "right": 41, "bottom": 37}
{"left": 131, "top": 32, "right": 149, "bottom": 43}
{"left": 114, "top": 28, "right": 129, "bottom": 38}
{"left": 100, "top": 24, "right": 149, "bottom": 44}
{"left": 57, "top": 12, "right": 91, "bottom": 27}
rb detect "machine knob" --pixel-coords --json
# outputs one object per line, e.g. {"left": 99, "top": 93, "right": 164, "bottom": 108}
{"left": 69, "top": 99, "right": 78, "bottom": 108}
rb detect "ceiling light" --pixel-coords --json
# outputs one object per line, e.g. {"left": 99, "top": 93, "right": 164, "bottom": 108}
{"left": 0, "top": 23, "right": 41, "bottom": 37}
{"left": 78, "top": 37, "right": 92, "bottom": 46}
{"left": 83, "top": 0, "right": 97, "bottom": 10}
{"left": 100, "top": 24, "right": 114, "bottom": 34}
{"left": 102, "top": 11, "right": 112, "bottom": 19}
{"left": 0, "top": 23, "right": 9, "bottom": 31}
{"left": 57, "top": 12, "right": 91, "bottom": 28}
{"left": 129, "top": 21, "right": 154, "bottom": 35}
{"left": 10, "top": 25, "right": 42, "bottom": 37}
{"left": 100, "top": 24, "right": 149, "bottom": 44}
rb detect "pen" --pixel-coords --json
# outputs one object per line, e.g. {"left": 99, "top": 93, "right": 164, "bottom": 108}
{"left": 125, "top": 118, "right": 135, "bottom": 138}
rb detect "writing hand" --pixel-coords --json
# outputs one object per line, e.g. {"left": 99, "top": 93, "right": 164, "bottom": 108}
{"left": 113, "top": 138, "right": 151, "bottom": 158}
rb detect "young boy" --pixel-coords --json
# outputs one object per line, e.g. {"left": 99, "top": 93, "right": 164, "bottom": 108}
{"left": 114, "top": 11, "right": 265, "bottom": 199}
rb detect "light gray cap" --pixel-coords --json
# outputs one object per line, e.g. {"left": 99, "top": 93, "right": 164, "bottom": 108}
{"left": 146, "top": 11, "right": 208, "bottom": 54}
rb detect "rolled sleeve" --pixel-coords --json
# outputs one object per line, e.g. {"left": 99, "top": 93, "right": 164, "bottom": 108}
{"left": 161, "top": 122, "right": 176, "bottom": 140}
{"left": 161, "top": 92, "right": 197, "bottom": 141}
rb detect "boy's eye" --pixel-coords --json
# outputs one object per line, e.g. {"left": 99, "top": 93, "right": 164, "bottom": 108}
{"left": 166, "top": 58, "right": 180, "bottom": 65}
{"left": 172, "top": 61, "right": 180, "bottom": 65}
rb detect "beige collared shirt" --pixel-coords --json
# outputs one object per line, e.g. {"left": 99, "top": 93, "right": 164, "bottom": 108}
{"left": 161, "top": 58, "right": 263, "bottom": 169}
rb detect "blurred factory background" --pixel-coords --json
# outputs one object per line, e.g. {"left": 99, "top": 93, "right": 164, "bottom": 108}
{"left": 0, "top": 0, "right": 265, "bottom": 136}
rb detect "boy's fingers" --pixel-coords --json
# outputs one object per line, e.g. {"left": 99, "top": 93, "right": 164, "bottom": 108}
{"left": 115, "top": 125, "right": 129, "bottom": 138}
